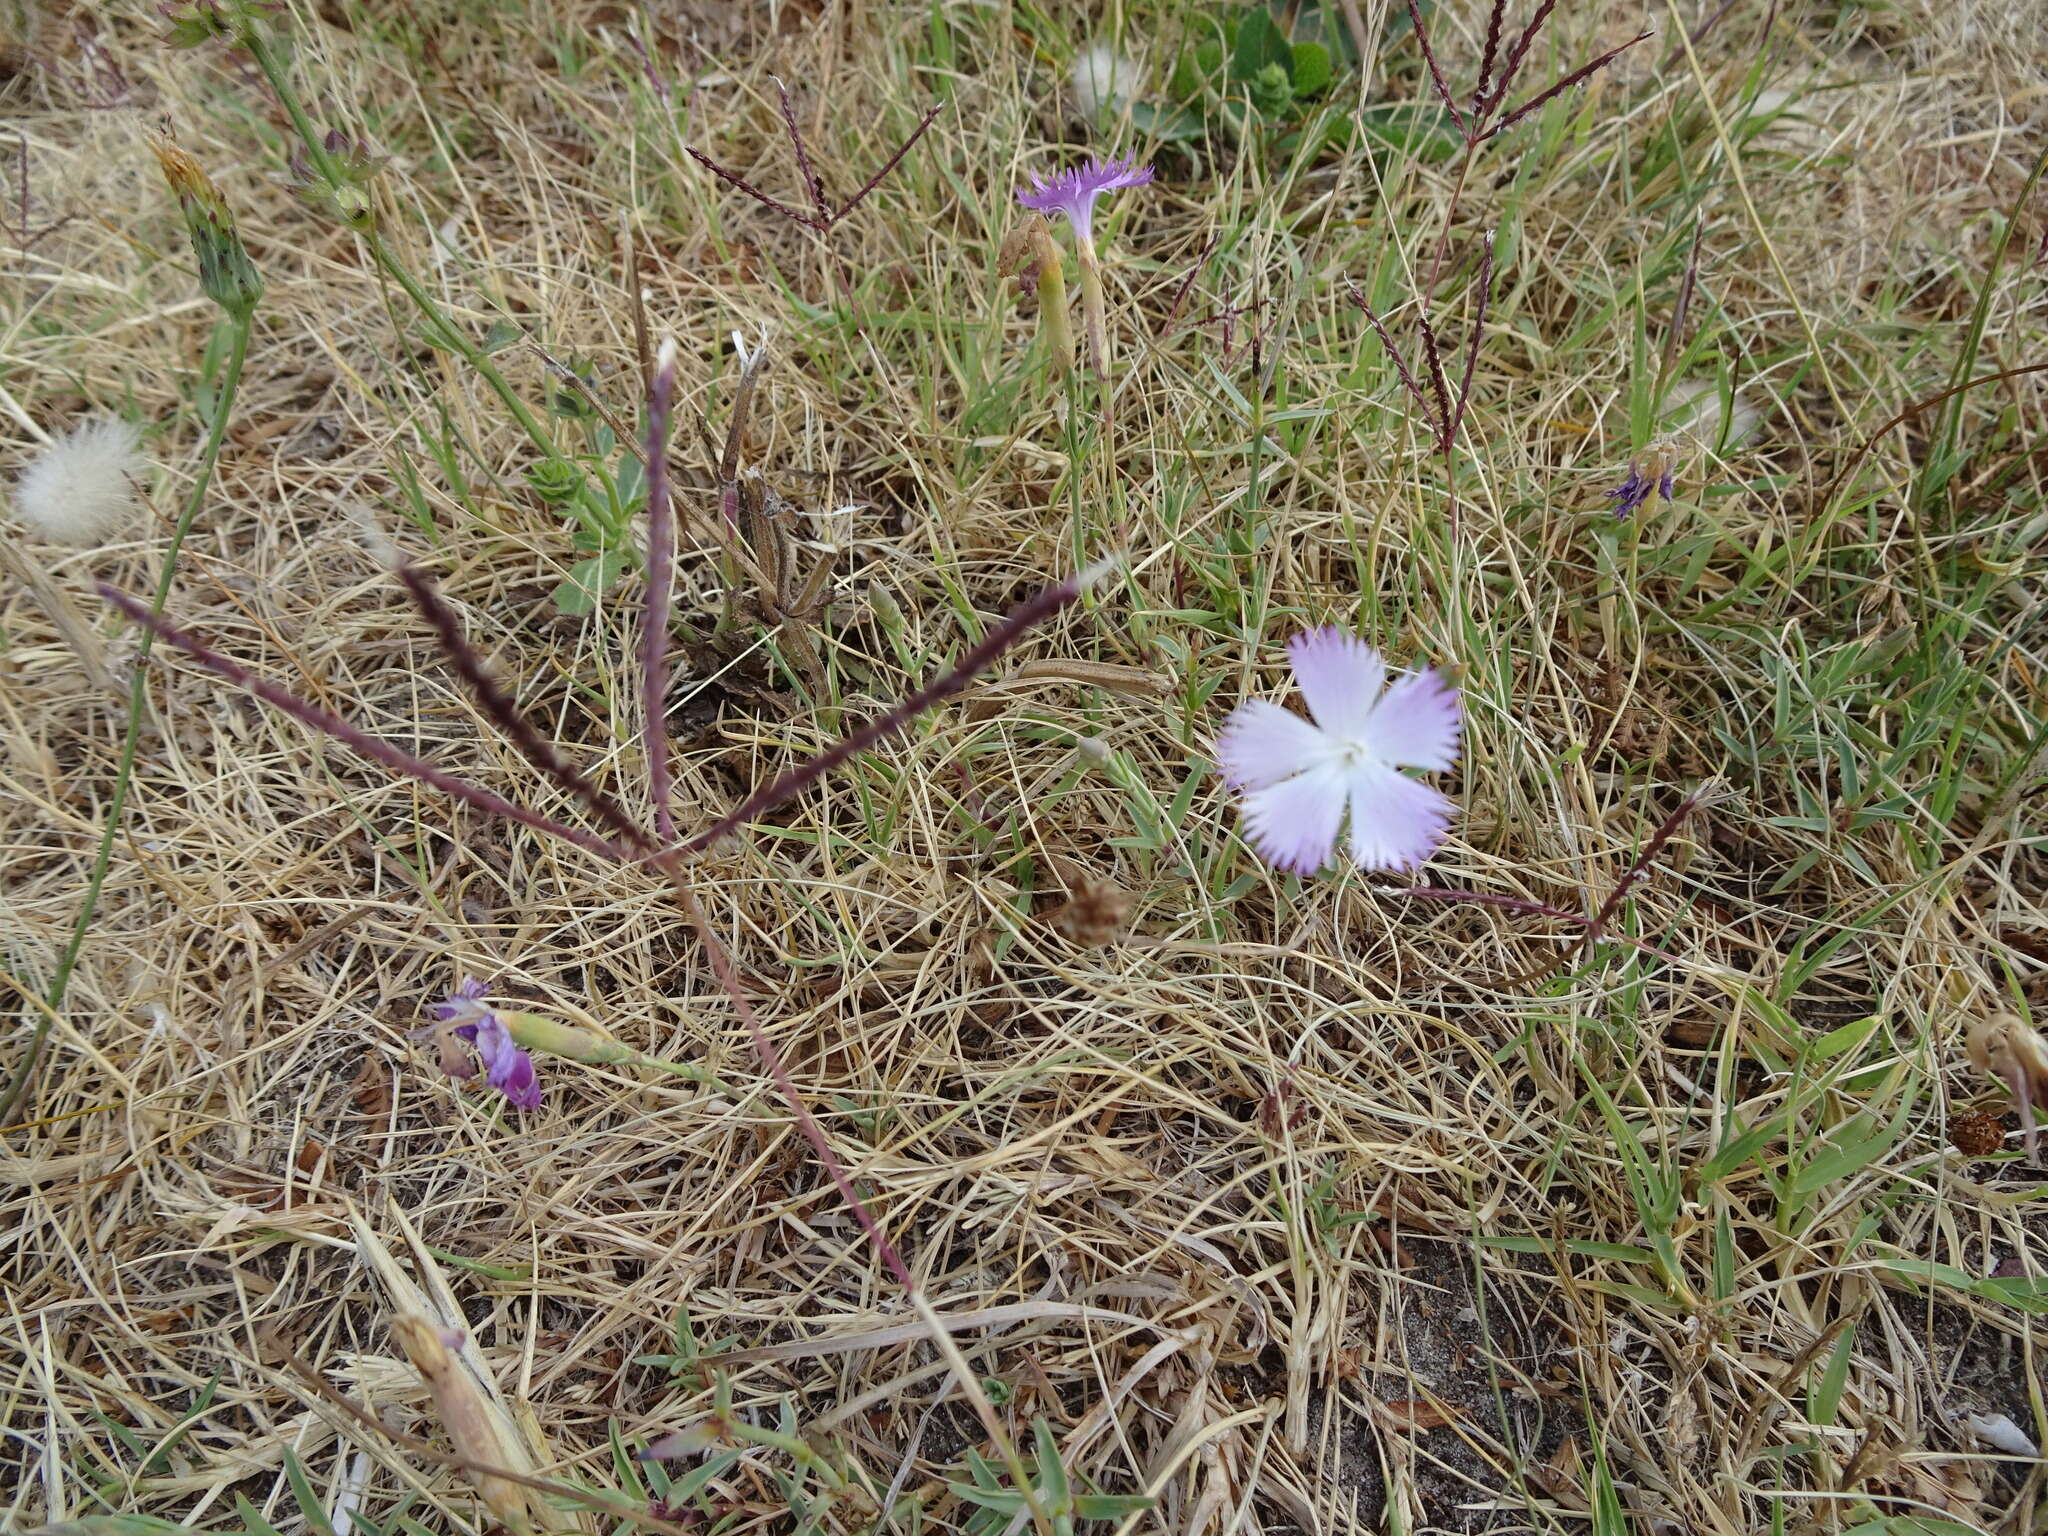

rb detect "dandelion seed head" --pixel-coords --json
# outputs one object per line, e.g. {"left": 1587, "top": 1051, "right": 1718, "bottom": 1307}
{"left": 1071, "top": 44, "right": 1141, "bottom": 118}
{"left": 13, "top": 417, "right": 147, "bottom": 547}
{"left": 1662, "top": 378, "right": 1762, "bottom": 450}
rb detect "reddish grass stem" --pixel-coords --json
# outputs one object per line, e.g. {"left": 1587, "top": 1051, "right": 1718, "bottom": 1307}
{"left": 679, "top": 563, "right": 1110, "bottom": 855}
{"left": 659, "top": 873, "right": 917, "bottom": 1292}
{"left": 394, "top": 563, "right": 654, "bottom": 853}
{"left": 98, "top": 585, "right": 634, "bottom": 862}
{"left": 642, "top": 341, "right": 679, "bottom": 843}
{"left": 1393, "top": 887, "right": 1690, "bottom": 968}
{"left": 1571, "top": 784, "right": 1715, "bottom": 960}
{"left": 685, "top": 95, "right": 941, "bottom": 236}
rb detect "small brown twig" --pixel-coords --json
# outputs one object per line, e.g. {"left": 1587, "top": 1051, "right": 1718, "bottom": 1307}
{"left": 679, "top": 559, "right": 1115, "bottom": 855}
{"left": 4, "top": 132, "right": 78, "bottom": 254}
{"left": 1392, "top": 887, "right": 1691, "bottom": 969}
{"left": 99, "top": 585, "right": 636, "bottom": 862}
{"left": 1344, "top": 239, "right": 1496, "bottom": 493}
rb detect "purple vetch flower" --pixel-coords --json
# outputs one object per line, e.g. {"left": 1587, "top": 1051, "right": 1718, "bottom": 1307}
{"left": 1216, "top": 629, "right": 1461, "bottom": 874}
{"left": 419, "top": 977, "right": 543, "bottom": 1111}
{"left": 1016, "top": 153, "right": 1154, "bottom": 249}
{"left": 1605, "top": 442, "right": 1679, "bottom": 519}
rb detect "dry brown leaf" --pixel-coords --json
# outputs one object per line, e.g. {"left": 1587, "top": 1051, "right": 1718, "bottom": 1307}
{"left": 1376, "top": 1397, "right": 1462, "bottom": 1433}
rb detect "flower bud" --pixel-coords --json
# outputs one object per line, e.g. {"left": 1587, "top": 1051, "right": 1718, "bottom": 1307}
{"left": 497, "top": 1010, "right": 639, "bottom": 1065}
{"left": 998, "top": 218, "right": 1074, "bottom": 376}
{"left": 150, "top": 137, "right": 263, "bottom": 318}
{"left": 392, "top": 1316, "right": 533, "bottom": 1536}
{"left": 159, "top": 0, "right": 279, "bottom": 48}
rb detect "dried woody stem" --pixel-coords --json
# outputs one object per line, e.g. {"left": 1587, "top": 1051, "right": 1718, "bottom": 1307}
{"left": 1344, "top": 240, "right": 1495, "bottom": 460}
{"left": 97, "top": 586, "right": 636, "bottom": 863}
{"left": 641, "top": 340, "right": 680, "bottom": 844}
{"left": 393, "top": 563, "right": 654, "bottom": 853}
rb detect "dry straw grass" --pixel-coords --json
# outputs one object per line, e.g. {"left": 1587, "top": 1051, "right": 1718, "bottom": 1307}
{"left": 3, "top": 0, "right": 2047, "bottom": 1532}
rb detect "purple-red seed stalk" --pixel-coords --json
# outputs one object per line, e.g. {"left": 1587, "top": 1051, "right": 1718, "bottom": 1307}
{"left": 642, "top": 340, "right": 679, "bottom": 843}
{"left": 1394, "top": 887, "right": 1690, "bottom": 969}
{"left": 775, "top": 79, "right": 833, "bottom": 227}
{"left": 684, "top": 96, "right": 941, "bottom": 236}
{"left": 98, "top": 584, "right": 634, "bottom": 861}
{"left": 1486, "top": 30, "right": 1651, "bottom": 139}
{"left": 1449, "top": 234, "right": 1495, "bottom": 449}
{"left": 1344, "top": 279, "right": 1437, "bottom": 428}
{"left": 1575, "top": 784, "right": 1715, "bottom": 956}
{"left": 678, "top": 559, "right": 1115, "bottom": 855}
{"left": 101, "top": 546, "right": 1103, "bottom": 1307}
{"left": 393, "top": 563, "right": 654, "bottom": 853}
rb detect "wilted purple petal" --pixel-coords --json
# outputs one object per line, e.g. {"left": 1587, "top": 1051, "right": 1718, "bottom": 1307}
{"left": 1287, "top": 628, "right": 1383, "bottom": 738}
{"left": 1606, "top": 467, "right": 1654, "bottom": 519}
{"left": 433, "top": 976, "right": 487, "bottom": 1021}
{"left": 1016, "top": 153, "right": 1154, "bottom": 247}
{"left": 473, "top": 1016, "right": 542, "bottom": 1111}
{"left": 1215, "top": 699, "right": 1329, "bottom": 790}
{"left": 1365, "top": 670, "right": 1462, "bottom": 772}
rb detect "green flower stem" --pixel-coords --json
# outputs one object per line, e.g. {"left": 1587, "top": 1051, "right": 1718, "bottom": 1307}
{"left": 0, "top": 314, "right": 253, "bottom": 1130}
{"left": 1074, "top": 244, "right": 1109, "bottom": 384}
{"left": 243, "top": 29, "right": 571, "bottom": 479}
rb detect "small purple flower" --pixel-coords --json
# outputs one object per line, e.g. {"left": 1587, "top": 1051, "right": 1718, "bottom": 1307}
{"left": 1017, "top": 153, "right": 1154, "bottom": 248}
{"left": 1605, "top": 443, "right": 1679, "bottom": 520}
{"left": 1215, "top": 629, "right": 1461, "bottom": 874}
{"left": 419, "top": 977, "right": 543, "bottom": 1112}
{"left": 467, "top": 1014, "right": 543, "bottom": 1111}
{"left": 432, "top": 976, "right": 488, "bottom": 1022}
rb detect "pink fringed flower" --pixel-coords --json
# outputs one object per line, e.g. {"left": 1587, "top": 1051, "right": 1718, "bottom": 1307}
{"left": 1216, "top": 629, "right": 1461, "bottom": 874}
{"left": 1016, "top": 153, "right": 1154, "bottom": 248}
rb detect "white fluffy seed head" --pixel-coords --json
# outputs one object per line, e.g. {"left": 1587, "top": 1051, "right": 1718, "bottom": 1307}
{"left": 13, "top": 416, "right": 147, "bottom": 547}
{"left": 1662, "top": 378, "right": 1763, "bottom": 450}
{"left": 1071, "top": 43, "right": 1141, "bottom": 118}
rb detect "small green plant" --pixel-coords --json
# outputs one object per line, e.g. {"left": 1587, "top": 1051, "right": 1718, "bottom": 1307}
{"left": 634, "top": 1301, "right": 742, "bottom": 1384}
{"left": 1147, "top": 7, "right": 1339, "bottom": 148}
{"left": 950, "top": 1419, "right": 1152, "bottom": 1535}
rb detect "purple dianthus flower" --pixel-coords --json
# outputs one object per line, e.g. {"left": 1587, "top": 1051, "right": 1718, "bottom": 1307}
{"left": 1016, "top": 154, "right": 1154, "bottom": 248}
{"left": 1605, "top": 443, "right": 1679, "bottom": 520}
{"left": 421, "top": 977, "right": 543, "bottom": 1111}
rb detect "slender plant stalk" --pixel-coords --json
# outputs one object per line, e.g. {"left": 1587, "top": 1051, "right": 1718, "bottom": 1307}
{"left": 0, "top": 316, "right": 250, "bottom": 1129}
{"left": 99, "top": 587, "right": 635, "bottom": 862}
{"left": 242, "top": 30, "right": 567, "bottom": 471}
{"left": 641, "top": 343, "right": 679, "bottom": 843}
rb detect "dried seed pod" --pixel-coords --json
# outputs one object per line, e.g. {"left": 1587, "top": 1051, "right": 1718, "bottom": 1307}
{"left": 1964, "top": 1013, "right": 2048, "bottom": 1164}
{"left": 392, "top": 1315, "right": 533, "bottom": 1536}
{"left": 1947, "top": 1110, "right": 2006, "bottom": 1158}
{"left": 1047, "top": 874, "right": 1131, "bottom": 947}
